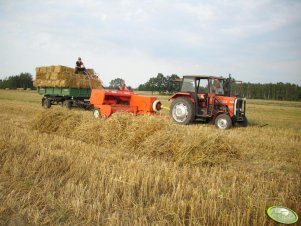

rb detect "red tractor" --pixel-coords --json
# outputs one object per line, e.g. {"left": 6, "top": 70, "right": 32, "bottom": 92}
{"left": 169, "top": 75, "right": 247, "bottom": 129}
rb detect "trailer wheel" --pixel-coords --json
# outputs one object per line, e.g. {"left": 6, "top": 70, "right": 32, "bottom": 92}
{"left": 170, "top": 97, "right": 195, "bottom": 125}
{"left": 63, "top": 100, "right": 72, "bottom": 109}
{"left": 215, "top": 114, "right": 232, "bottom": 129}
{"left": 93, "top": 108, "right": 101, "bottom": 119}
{"left": 43, "top": 98, "right": 51, "bottom": 109}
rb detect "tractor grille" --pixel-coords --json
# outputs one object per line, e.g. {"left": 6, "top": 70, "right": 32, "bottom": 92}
{"left": 234, "top": 98, "right": 246, "bottom": 118}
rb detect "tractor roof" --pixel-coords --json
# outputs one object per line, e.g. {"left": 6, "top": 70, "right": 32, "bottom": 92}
{"left": 183, "top": 75, "right": 225, "bottom": 80}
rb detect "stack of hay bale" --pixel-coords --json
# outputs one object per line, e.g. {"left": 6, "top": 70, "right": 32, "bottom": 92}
{"left": 33, "top": 65, "right": 102, "bottom": 89}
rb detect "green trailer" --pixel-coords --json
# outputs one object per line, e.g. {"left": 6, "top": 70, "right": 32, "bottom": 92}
{"left": 38, "top": 87, "right": 91, "bottom": 97}
{"left": 37, "top": 87, "right": 92, "bottom": 109}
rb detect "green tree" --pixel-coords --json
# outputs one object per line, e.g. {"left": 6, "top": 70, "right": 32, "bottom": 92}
{"left": 0, "top": 73, "right": 33, "bottom": 89}
{"left": 166, "top": 74, "right": 180, "bottom": 93}
{"left": 144, "top": 77, "right": 157, "bottom": 94}
{"left": 109, "top": 78, "right": 124, "bottom": 89}
{"left": 138, "top": 73, "right": 179, "bottom": 94}
{"left": 155, "top": 73, "right": 166, "bottom": 94}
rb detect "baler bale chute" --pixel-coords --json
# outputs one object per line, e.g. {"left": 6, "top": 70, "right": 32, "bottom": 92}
{"left": 90, "top": 89, "right": 162, "bottom": 118}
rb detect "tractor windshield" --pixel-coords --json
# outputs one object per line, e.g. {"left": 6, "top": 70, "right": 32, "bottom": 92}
{"left": 181, "top": 78, "right": 195, "bottom": 92}
{"left": 180, "top": 77, "right": 228, "bottom": 95}
{"left": 207, "top": 79, "right": 225, "bottom": 95}
{"left": 215, "top": 79, "right": 225, "bottom": 95}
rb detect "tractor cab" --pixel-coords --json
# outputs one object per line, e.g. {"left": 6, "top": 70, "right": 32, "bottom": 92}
{"left": 169, "top": 75, "right": 247, "bottom": 129}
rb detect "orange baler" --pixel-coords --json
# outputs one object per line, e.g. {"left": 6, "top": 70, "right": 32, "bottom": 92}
{"left": 90, "top": 89, "right": 162, "bottom": 118}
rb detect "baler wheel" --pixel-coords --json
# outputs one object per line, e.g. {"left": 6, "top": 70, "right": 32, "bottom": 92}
{"left": 93, "top": 108, "right": 101, "bottom": 119}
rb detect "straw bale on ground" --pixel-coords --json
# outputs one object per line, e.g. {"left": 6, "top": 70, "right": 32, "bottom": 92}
{"left": 34, "top": 65, "right": 102, "bottom": 89}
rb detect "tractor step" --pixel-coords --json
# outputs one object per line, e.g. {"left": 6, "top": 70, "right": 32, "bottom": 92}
{"left": 196, "top": 114, "right": 211, "bottom": 117}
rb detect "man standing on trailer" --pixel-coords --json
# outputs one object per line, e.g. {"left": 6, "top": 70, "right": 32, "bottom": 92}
{"left": 75, "top": 57, "right": 87, "bottom": 74}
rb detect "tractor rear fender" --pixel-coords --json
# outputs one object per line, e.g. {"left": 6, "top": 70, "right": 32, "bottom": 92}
{"left": 169, "top": 93, "right": 195, "bottom": 103}
{"left": 213, "top": 111, "right": 230, "bottom": 120}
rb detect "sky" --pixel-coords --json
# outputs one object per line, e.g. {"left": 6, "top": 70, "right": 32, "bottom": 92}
{"left": 0, "top": 0, "right": 300, "bottom": 87}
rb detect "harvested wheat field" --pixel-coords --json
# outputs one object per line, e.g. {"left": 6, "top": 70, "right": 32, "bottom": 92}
{"left": 0, "top": 90, "right": 300, "bottom": 225}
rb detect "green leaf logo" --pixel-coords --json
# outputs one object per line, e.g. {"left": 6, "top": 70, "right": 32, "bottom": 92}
{"left": 267, "top": 206, "right": 298, "bottom": 224}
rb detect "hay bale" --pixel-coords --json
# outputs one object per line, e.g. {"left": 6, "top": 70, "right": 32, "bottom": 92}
{"left": 39, "top": 67, "right": 47, "bottom": 73}
{"left": 59, "top": 80, "right": 69, "bottom": 87}
{"left": 46, "top": 67, "right": 51, "bottom": 73}
{"left": 47, "top": 66, "right": 54, "bottom": 73}
{"left": 36, "top": 73, "right": 46, "bottom": 80}
{"left": 54, "top": 65, "right": 68, "bottom": 73}
{"left": 49, "top": 72, "right": 59, "bottom": 80}
{"left": 45, "top": 74, "right": 51, "bottom": 80}
{"left": 34, "top": 65, "right": 103, "bottom": 88}
{"left": 86, "top": 69, "right": 94, "bottom": 75}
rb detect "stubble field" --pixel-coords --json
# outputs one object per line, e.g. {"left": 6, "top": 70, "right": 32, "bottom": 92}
{"left": 0, "top": 90, "right": 300, "bottom": 225}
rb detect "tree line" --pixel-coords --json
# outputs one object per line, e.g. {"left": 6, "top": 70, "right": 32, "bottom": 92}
{"left": 138, "top": 73, "right": 180, "bottom": 94}
{"left": 0, "top": 73, "right": 33, "bottom": 89}
{"left": 138, "top": 73, "right": 301, "bottom": 101}
{"left": 108, "top": 74, "right": 180, "bottom": 94}
{"left": 240, "top": 82, "right": 301, "bottom": 101}
{"left": 107, "top": 78, "right": 132, "bottom": 90}
{"left": 1, "top": 72, "right": 300, "bottom": 101}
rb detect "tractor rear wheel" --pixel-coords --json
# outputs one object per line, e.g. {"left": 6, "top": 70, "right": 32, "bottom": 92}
{"left": 170, "top": 97, "right": 195, "bottom": 125}
{"left": 215, "top": 114, "right": 232, "bottom": 129}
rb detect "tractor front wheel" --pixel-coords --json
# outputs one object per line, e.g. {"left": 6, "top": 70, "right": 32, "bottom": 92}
{"left": 215, "top": 114, "right": 232, "bottom": 129}
{"left": 170, "top": 97, "right": 195, "bottom": 125}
